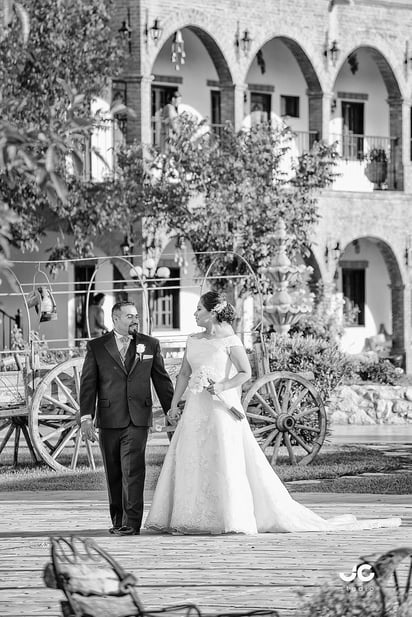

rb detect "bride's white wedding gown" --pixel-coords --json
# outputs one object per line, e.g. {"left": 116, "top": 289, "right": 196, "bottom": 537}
{"left": 145, "top": 335, "right": 401, "bottom": 535}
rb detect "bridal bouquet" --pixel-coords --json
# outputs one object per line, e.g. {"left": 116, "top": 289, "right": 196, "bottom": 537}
{"left": 188, "top": 366, "right": 244, "bottom": 421}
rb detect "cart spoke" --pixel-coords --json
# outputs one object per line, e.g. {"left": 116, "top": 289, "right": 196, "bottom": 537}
{"left": 295, "top": 423, "right": 321, "bottom": 433}
{"left": 254, "top": 422, "right": 278, "bottom": 436}
{"left": 261, "top": 428, "right": 279, "bottom": 451}
{"left": 287, "top": 388, "right": 310, "bottom": 415}
{"left": 51, "top": 425, "right": 78, "bottom": 459}
{"left": 280, "top": 379, "right": 292, "bottom": 414}
{"left": 71, "top": 431, "right": 82, "bottom": 470}
{"left": 288, "top": 428, "right": 312, "bottom": 453}
{"left": 42, "top": 393, "right": 78, "bottom": 415}
{"left": 254, "top": 392, "right": 278, "bottom": 418}
{"left": 0, "top": 422, "right": 15, "bottom": 454}
{"left": 40, "top": 420, "right": 76, "bottom": 443}
{"left": 38, "top": 412, "right": 76, "bottom": 421}
{"left": 270, "top": 431, "right": 283, "bottom": 465}
{"left": 85, "top": 437, "right": 96, "bottom": 470}
{"left": 53, "top": 375, "right": 79, "bottom": 410}
{"left": 294, "top": 406, "right": 320, "bottom": 420}
{"left": 283, "top": 432, "right": 296, "bottom": 464}
{"left": 246, "top": 412, "right": 274, "bottom": 423}
{"left": 73, "top": 366, "right": 81, "bottom": 399}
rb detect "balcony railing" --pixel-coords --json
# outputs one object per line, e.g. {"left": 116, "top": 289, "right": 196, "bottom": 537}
{"left": 330, "top": 133, "right": 400, "bottom": 190}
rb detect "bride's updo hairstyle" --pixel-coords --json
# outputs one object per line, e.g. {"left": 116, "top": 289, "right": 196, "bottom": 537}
{"left": 200, "top": 291, "right": 236, "bottom": 324}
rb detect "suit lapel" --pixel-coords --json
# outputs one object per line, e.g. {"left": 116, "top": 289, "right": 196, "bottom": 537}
{"left": 105, "top": 332, "right": 127, "bottom": 374}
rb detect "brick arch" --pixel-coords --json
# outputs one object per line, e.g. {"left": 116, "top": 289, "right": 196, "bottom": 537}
{"left": 145, "top": 12, "right": 233, "bottom": 85}
{"left": 245, "top": 36, "right": 322, "bottom": 94}
{"left": 331, "top": 40, "right": 405, "bottom": 97}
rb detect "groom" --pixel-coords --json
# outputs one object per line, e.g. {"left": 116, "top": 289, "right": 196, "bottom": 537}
{"left": 80, "top": 300, "right": 174, "bottom": 535}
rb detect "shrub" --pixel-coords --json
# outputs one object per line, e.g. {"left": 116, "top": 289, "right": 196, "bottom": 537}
{"left": 268, "top": 332, "right": 354, "bottom": 402}
{"left": 354, "top": 357, "right": 404, "bottom": 385}
{"left": 289, "top": 282, "right": 344, "bottom": 342}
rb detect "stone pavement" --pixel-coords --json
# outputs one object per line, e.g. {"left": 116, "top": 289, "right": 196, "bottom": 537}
{"left": 0, "top": 424, "right": 411, "bottom": 617}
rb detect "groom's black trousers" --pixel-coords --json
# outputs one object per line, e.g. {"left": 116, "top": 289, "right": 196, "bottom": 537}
{"left": 99, "top": 424, "right": 149, "bottom": 529}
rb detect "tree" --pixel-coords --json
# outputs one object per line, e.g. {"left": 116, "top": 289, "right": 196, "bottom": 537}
{"left": 0, "top": 0, "right": 126, "bottom": 268}
{"left": 114, "top": 117, "right": 339, "bottom": 293}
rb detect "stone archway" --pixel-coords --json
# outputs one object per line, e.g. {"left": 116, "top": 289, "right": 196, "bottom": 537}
{"left": 244, "top": 36, "right": 324, "bottom": 139}
{"left": 375, "top": 239, "right": 405, "bottom": 355}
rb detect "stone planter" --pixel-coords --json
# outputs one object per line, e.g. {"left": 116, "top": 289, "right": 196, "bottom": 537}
{"left": 364, "top": 161, "right": 387, "bottom": 189}
{"left": 327, "top": 384, "right": 412, "bottom": 424}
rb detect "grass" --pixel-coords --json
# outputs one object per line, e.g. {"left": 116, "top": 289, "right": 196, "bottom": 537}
{"left": 0, "top": 445, "right": 408, "bottom": 493}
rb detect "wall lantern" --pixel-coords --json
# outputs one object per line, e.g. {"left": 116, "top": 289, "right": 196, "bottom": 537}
{"left": 324, "top": 40, "right": 340, "bottom": 66}
{"left": 121, "top": 234, "right": 133, "bottom": 257}
{"left": 325, "top": 240, "right": 341, "bottom": 264}
{"left": 171, "top": 30, "right": 186, "bottom": 70}
{"left": 118, "top": 9, "right": 132, "bottom": 54}
{"left": 235, "top": 22, "right": 252, "bottom": 56}
{"left": 144, "top": 11, "right": 163, "bottom": 45}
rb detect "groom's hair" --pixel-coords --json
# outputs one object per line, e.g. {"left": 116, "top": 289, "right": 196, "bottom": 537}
{"left": 111, "top": 301, "right": 137, "bottom": 318}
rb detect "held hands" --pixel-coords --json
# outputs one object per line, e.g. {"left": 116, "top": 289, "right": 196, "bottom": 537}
{"left": 80, "top": 418, "right": 98, "bottom": 443}
{"left": 167, "top": 407, "right": 182, "bottom": 426}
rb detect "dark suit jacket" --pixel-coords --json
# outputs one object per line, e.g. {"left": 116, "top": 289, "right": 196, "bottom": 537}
{"left": 79, "top": 331, "right": 174, "bottom": 429}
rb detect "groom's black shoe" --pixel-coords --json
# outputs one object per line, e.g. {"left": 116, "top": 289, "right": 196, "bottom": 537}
{"left": 108, "top": 526, "right": 122, "bottom": 535}
{"left": 112, "top": 525, "right": 140, "bottom": 536}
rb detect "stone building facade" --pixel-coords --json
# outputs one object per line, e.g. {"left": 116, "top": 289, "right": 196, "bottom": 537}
{"left": 106, "top": 0, "right": 412, "bottom": 368}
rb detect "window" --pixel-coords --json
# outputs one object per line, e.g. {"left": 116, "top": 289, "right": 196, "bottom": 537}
{"left": 210, "top": 90, "right": 222, "bottom": 139}
{"left": 250, "top": 92, "right": 271, "bottom": 126}
{"left": 342, "top": 268, "right": 365, "bottom": 326}
{"left": 341, "top": 101, "right": 364, "bottom": 160}
{"left": 280, "top": 95, "right": 300, "bottom": 118}
{"left": 152, "top": 267, "right": 180, "bottom": 329}
{"left": 151, "top": 85, "right": 178, "bottom": 147}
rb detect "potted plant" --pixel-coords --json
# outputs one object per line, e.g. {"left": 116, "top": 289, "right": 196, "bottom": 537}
{"left": 364, "top": 147, "right": 388, "bottom": 189}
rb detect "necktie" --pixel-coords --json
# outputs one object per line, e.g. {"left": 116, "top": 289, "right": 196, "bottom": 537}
{"left": 119, "top": 336, "right": 130, "bottom": 361}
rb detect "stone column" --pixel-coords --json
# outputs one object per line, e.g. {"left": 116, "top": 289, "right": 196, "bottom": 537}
{"left": 122, "top": 74, "right": 153, "bottom": 145}
{"left": 307, "top": 90, "right": 334, "bottom": 144}
{"left": 389, "top": 282, "right": 406, "bottom": 360}
{"left": 387, "top": 96, "right": 406, "bottom": 191}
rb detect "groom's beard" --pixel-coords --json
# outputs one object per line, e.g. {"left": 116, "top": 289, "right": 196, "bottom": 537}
{"left": 128, "top": 323, "right": 140, "bottom": 336}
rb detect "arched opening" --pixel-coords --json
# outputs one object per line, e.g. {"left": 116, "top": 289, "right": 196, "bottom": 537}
{"left": 330, "top": 47, "right": 403, "bottom": 192}
{"left": 337, "top": 236, "right": 404, "bottom": 362}
{"left": 244, "top": 37, "right": 322, "bottom": 153}
{"left": 150, "top": 26, "right": 233, "bottom": 147}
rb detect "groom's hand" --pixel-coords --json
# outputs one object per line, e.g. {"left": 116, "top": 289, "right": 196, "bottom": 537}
{"left": 80, "top": 418, "right": 97, "bottom": 442}
{"left": 167, "top": 408, "right": 181, "bottom": 425}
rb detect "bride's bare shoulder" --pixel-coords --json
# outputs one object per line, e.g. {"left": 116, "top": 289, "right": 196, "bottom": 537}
{"left": 188, "top": 332, "right": 203, "bottom": 340}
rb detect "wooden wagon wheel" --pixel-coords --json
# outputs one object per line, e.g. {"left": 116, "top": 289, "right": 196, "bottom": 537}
{"left": 242, "top": 371, "right": 327, "bottom": 465}
{"left": 29, "top": 357, "right": 98, "bottom": 472}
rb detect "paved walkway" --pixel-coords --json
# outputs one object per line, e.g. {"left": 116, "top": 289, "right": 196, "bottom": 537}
{"left": 0, "top": 425, "right": 411, "bottom": 616}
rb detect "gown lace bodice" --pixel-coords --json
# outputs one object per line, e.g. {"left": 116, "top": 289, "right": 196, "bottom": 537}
{"left": 145, "top": 336, "right": 402, "bottom": 535}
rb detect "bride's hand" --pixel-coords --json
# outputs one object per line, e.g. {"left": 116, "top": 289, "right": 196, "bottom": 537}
{"left": 206, "top": 381, "right": 224, "bottom": 395}
{"left": 167, "top": 407, "right": 181, "bottom": 425}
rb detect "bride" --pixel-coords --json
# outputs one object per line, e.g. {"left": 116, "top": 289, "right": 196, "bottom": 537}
{"left": 145, "top": 291, "right": 401, "bottom": 535}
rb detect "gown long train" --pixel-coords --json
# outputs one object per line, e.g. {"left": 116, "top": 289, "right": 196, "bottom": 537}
{"left": 145, "top": 335, "right": 402, "bottom": 535}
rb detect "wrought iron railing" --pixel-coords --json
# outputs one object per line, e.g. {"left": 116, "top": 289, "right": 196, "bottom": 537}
{"left": 330, "top": 132, "right": 400, "bottom": 190}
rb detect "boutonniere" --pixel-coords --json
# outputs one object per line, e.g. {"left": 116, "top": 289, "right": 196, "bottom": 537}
{"left": 136, "top": 343, "right": 146, "bottom": 361}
